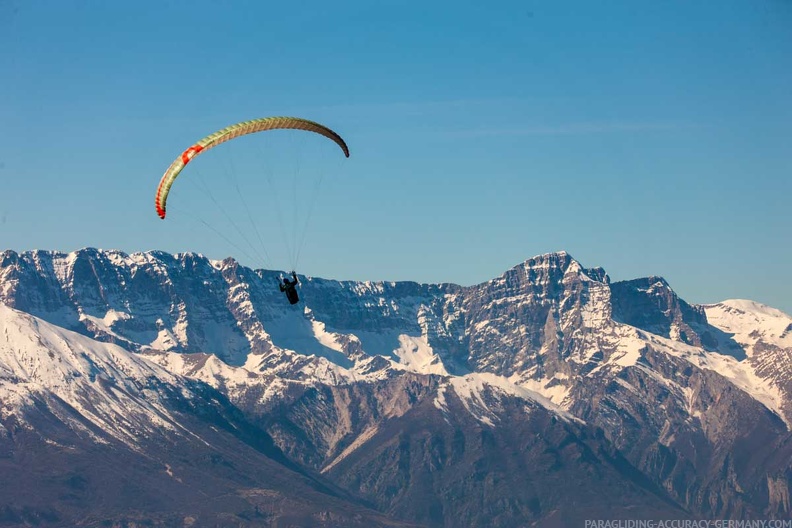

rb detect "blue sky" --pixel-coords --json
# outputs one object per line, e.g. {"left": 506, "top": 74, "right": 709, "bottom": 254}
{"left": 1, "top": 0, "right": 790, "bottom": 313}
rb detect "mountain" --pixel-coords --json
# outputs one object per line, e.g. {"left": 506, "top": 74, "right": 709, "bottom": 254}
{"left": 0, "top": 303, "right": 418, "bottom": 527}
{"left": 1, "top": 248, "right": 791, "bottom": 526}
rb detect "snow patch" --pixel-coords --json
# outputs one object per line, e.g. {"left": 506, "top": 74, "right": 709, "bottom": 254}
{"left": 265, "top": 309, "right": 352, "bottom": 368}
{"left": 612, "top": 333, "right": 645, "bottom": 367}
{"left": 391, "top": 334, "right": 448, "bottom": 375}
{"left": 446, "top": 373, "right": 582, "bottom": 427}
{"left": 517, "top": 374, "right": 573, "bottom": 408}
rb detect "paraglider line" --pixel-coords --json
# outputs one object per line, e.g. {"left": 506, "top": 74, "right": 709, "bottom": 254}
{"left": 254, "top": 141, "right": 295, "bottom": 269}
{"left": 195, "top": 169, "right": 269, "bottom": 266}
{"left": 223, "top": 143, "right": 273, "bottom": 265}
{"left": 294, "top": 169, "right": 327, "bottom": 269}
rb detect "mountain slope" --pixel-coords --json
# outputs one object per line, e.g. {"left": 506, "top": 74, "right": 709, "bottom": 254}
{"left": 0, "top": 303, "right": 419, "bottom": 527}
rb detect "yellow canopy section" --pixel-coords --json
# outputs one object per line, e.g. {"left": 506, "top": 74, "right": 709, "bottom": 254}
{"left": 155, "top": 116, "right": 349, "bottom": 219}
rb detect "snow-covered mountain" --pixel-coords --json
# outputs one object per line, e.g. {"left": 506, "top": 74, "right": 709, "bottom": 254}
{"left": 703, "top": 300, "right": 792, "bottom": 415}
{"left": 0, "top": 301, "right": 199, "bottom": 445}
{"left": 0, "top": 302, "right": 421, "bottom": 527}
{"left": 1, "top": 248, "right": 791, "bottom": 525}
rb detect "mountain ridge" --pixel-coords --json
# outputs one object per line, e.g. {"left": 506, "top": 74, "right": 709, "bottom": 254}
{"left": 2, "top": 247, "right": 791, "bottom": 525}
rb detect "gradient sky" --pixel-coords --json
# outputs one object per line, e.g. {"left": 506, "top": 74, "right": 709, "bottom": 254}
{"left": 1, "top": 0, "right": 790, "bottom": 313}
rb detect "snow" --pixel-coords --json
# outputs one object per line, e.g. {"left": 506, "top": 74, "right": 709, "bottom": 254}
{"left": 565, "top": 259, "right": 588, "bottom": 280}
{"left": 80, "top": 309, "right": 132, "bottom": 342}
{"left": 0, "top": 303, "right": 198, "bottom": 446}
{"left": 188, "top": 315, "right": 250, "bottom": 365}
{"left": 311, "top": 318, "right": 347, "bottom": 354}
{"left": 434, "top": 383, "right": 449, "bottom": 413}
{"left": 703, "top": 299, "right": 792, "bottom": 354}
{"left": 157, "top": 351, "right": 257, "bottom": 385}
{"left": 265, "top": 309, "right": 353, "bottom": 368}
{"left": 447, "top": 376, "right": 497, "bottom": 426}
{"left": 45, "top": 251, "right": 74, "bottom": 287}
{"left": 144, "top": 349, "right": 299, "bottom": 407}
{"left": 151, "top": 320, "right": 180, "bottom": 351}
{"left": 612, "top": 332, "right": 646, "bottom": 367}
{"left": 577, "top": 281, "right": 611, "bottom": 329}
{"left": 437, "top": 373, "right": 582, "bottom": 427}
{"left": 722, "top": 299, "right": 791, "bottom": 319}
{"left": 517, "top": 374, "right": 573, "bottom": 408}
{"left": 679, "top": 385, "right": 702, "bottom": 420}
{"left": 391, "top": 334, "right": 448, "bottom": 375}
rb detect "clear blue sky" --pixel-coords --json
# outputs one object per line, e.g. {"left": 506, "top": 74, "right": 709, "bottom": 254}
{"left": 1, "top": 1, "right": 790, "bottom": 313}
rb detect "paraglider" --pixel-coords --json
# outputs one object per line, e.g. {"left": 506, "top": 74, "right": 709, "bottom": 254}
{"left": 154, "top": 116, "right": 349, "bottom": 304}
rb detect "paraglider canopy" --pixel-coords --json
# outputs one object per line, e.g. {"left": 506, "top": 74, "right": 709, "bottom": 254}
{"left": 154, "top": 116, "right": 349, "bottom": 220}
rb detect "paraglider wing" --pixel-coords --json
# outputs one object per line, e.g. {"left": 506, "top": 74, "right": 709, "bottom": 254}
{"left": 154, "top": 116, "right": 350, "bottom": 219}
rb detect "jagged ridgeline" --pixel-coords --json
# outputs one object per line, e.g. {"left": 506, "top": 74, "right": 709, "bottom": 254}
{"left": 1, "top": 248, "right": 791, "bottom": 526}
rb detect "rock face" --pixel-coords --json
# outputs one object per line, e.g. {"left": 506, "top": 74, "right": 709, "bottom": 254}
{"left": 1, "top": 248, "right": 791, "bottom": 526}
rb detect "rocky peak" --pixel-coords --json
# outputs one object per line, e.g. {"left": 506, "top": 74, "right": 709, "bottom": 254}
{"left": 460, "top": 252, "right": 614, "bottom": 380}
{"left": 609, "top": 275, "right": 716, "bottom": 349}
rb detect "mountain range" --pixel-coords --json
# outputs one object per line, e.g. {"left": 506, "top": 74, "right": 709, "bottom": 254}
{"left": 1, "top": 248, "right": 790, "bottom": 527}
